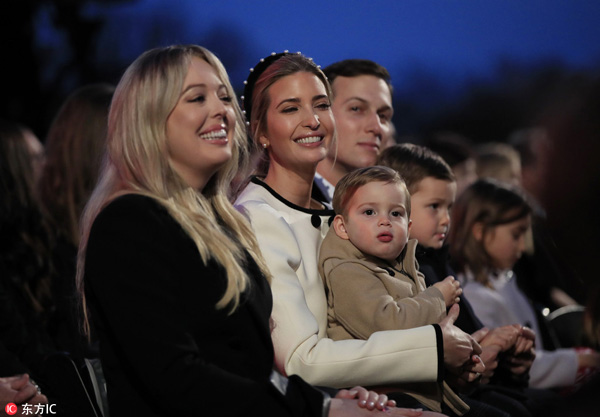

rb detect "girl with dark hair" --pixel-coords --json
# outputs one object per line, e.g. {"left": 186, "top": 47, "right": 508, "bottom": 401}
{"left": 449, "top": 178, "right": 600, "bottom": 391}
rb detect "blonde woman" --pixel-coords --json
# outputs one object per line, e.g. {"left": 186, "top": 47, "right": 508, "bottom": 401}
{"left": 76, "top": 45, "right": 427, "bottom": 417}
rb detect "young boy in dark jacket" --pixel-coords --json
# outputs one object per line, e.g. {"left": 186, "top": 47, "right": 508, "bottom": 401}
{"left": 378, "top": 143, "right": 562, "bottom": 417}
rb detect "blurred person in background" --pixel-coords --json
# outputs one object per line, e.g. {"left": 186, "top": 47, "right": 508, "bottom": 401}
{"left": 534, "top": 75, "right": 600, "bottom": 416}
{"left": 0, "top": 119, "right": 54, "bottom": 400}
{"left": 424, "top": 132, "right": 478, "bottom": 199}
{"left": 38, "top": 83, "right": 115, "bottom": 361}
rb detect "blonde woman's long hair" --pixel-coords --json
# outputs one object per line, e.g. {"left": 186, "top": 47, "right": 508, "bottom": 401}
{"left": 76, "top": 45, "right": 271, "bottom": 334}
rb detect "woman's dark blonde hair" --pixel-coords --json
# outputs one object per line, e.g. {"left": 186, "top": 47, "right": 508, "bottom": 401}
{"left": 76, "top": 45, "right": 271, "bottom": 334}
{"left": 448, "top": 178, "right": 531, "bottom": 286}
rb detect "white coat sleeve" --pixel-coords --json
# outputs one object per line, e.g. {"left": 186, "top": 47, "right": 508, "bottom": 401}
{"left": 238, "top": 201, "right": 441, "bottom": 389}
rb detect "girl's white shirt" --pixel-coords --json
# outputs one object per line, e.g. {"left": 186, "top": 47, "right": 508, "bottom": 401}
{"left": 459, "top": 269, "right": 578, "bottom": 389}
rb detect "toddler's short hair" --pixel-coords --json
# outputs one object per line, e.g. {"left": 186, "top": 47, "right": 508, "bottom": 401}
{"left": 332, "top": 166, "right": 410, "bottom": 217}
{"left": 377, "top": 143, "right": 454, "bottom": 194}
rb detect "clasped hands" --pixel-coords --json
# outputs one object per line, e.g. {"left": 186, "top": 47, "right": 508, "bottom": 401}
{"left": 473, "top": 323, "right": 536, "bottom": 383}
{"left": 0, "top": 374, "right": 48, "bottom": 417}
{"left": 439, "top": 304, "right": 485, "bottom": 391}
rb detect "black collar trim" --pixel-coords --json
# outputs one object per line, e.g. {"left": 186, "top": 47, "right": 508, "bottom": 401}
{"left": 250, "top": 176, "right": 334, "bottom": 216}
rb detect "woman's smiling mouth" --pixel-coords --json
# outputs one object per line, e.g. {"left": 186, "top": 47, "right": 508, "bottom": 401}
{"left": 199, "top": 128, "right": 228, "bottom": 141}
{"left": 294, "top": 135, "right": 323, "bottom": 144}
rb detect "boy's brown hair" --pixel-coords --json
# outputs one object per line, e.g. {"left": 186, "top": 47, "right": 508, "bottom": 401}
{"left": 332, "top": 165, "right": 410, "bottom": 217}
{"left": 377, "top": 143, "right": 455, "bottom": 194}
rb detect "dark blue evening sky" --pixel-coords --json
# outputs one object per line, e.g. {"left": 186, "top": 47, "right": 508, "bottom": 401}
{"left": 83, "top": 0, "right": 600, "bottom": 91}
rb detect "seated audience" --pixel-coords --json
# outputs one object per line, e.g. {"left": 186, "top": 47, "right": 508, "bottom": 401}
{"left": 76, "top": 44, "right": 431, "bottom": 417}
{"left": 378, "top": 143, "right": 563, "bottom": 417}
{"left": 234, "top": 51, "right": 484, "bottom": 415}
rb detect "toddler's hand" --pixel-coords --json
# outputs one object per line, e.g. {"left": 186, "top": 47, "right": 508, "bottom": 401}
{"left": 434, "top": 276, "right": 462, "bottom": 307}
{"left": 336, "top": 386, "right": 396, "bottom": 411}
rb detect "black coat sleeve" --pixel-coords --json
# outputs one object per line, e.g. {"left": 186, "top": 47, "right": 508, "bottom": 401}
{"left": 85, "top": 195, "right": 324, "bottom": 417}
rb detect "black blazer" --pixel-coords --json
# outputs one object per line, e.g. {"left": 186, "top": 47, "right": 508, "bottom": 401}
{"left": 85, "top": 194, "right": 324, "bottom": 416}
{"left": 415, "top": 244, "right": 484, "bottom": 334}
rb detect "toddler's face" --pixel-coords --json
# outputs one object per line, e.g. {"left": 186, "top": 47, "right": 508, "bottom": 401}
{"left": 483, "top": 215, "right": 531, "bottom": 270}
{"left": 409, "top": 177, "right": 456, "bottom": 249}
{"left": 334, "top": 181, "right": 411, "bottom": 262}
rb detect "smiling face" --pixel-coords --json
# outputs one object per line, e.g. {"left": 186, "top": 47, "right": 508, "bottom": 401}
{"left": 481, "top": 215, "right": 531, "bottom": 270}
{"left": 260, "top": 71, "right": 334, "bottom": 175}
{"left": 324, "top": 75, "right": 393, "bottom": 182}
{"left": 333, "top": 181, "right": 411, "bottom": 262}
{"left": 409, "top": 176, "right": 457, "bottom": 249}
{"left": 166, "top": 57, "right": 235, "bottom": 190}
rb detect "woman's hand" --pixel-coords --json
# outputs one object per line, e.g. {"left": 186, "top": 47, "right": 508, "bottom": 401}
{"left": 439, "top": 305, "right": 483, "bottom": 372}
{"left": 477, "top": 345, "right": 502, "bottom": 383}
{"left": 445, "top": 353, "right": 486, "bottom": 393}
{"left": 0, "top": 374, "right": 48, "bottom": 417}
{"left": 336, "top": 386, "right": 396, "bottom": 411}
{"left": 471, "top": 326, "right": 499, "bottom": 383}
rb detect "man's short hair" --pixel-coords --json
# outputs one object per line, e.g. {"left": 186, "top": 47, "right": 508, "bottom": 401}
{"left": 377, "top": 143, "right": 454, "bottom": 194}
{"left": 323, "top": 59, "right": 393, "bottom": 95}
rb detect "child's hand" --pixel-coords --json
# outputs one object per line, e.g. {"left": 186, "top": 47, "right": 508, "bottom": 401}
{"left": 335, "top": 386, "right": 397, "bottom": 411}
{"left": 433, "top": 275, "right": 462, "bottom": 307}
